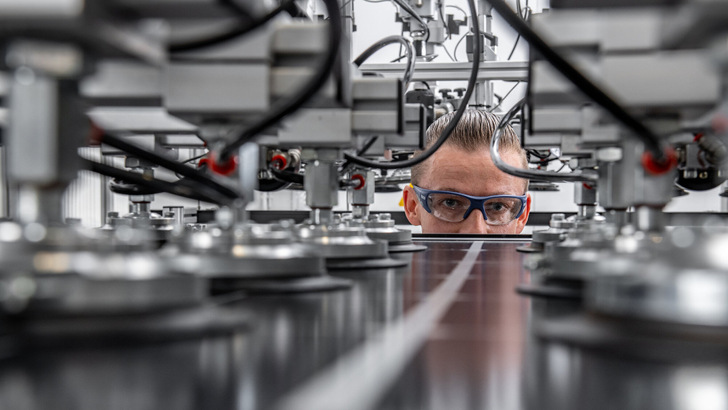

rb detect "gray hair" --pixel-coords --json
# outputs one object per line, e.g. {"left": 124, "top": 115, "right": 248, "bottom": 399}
{"left": 410, "top": 109, "right": 528, "bottom": 190}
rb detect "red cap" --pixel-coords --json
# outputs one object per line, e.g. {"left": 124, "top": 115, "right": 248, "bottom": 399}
{"left": 271, "top": 154, "right": 288, "bottom": 170}
{"left": 199, "top": 153, "right": 237, "bottom": 176}
{"left": 641, "top": 147, "right": 677, "bottom": 176}
{"left": 352, "top": 174, "right": 366, "bottom": 190}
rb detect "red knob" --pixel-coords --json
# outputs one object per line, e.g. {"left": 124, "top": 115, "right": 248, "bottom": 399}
{"left": 352, "top": 174, "right": 366, "bottom": 190}
{"left": 271, "top": 154, "right": 288, "bottom": 170}
{"left": 199, "top": 153, "right": 237, "bottom": 176}
{"left": 641, "top": 147, "right": 677, "bottom": 176}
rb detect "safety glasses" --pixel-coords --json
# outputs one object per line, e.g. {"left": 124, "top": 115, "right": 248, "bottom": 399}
{"left": 412, "top": 185, "right": 527, "bottom": 225}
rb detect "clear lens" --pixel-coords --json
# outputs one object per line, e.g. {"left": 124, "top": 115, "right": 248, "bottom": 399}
{"left": 483, "top": 197, "right": 522, "bottom": 225}
{"left": 427, "top": 192, "right": 471, "bottom": 222}
{"left": 426, "top": 192, "right": 524, "bottom": 224}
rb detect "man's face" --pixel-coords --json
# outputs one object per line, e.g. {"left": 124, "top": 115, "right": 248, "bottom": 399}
{"left": 403, "top": 145, "right": 531, "bottom": 234}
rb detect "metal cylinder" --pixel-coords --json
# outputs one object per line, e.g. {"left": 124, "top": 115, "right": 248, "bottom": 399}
{"left": 131, "top": 201, "right": 151, "bottom": 216}
{"left": 577, "top": 205, "right": 597, "bottom": 220}
{"left": 163, "top": 206, "right": 185, "bottom": 227}
{"left": 303, "top": 149, "right": 340, "bottom": 217}
{"left": 605, "top": 209, "right": 630, "bottom": 229}
{"left": 348, "top": 169, "right": 375, "bottom": 207}
{"left": 635, "top": 206, "right": 665, "bottom": 233}
{"left": 305, "top": 160, "right": 338, "bottom": 210}
{"left": 16, "top": 185, "right": 65, "bottom": 225}
{"left": 574, "top": 182, "right": 598, "bottom": 206}
{"left": 352, "top": 205, "right": 370, "bottom": 219}
{"left": 311, "top": 208, "right": 334, "bottom": 226}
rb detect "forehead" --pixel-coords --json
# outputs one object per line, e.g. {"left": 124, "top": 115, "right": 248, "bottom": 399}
{"left": 419, "top": 145, "right": 526, "bottom": 196}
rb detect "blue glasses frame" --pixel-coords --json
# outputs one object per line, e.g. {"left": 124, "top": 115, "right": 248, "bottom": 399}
{"left": 412, "top": 185, "right": 527, "bottom": 224}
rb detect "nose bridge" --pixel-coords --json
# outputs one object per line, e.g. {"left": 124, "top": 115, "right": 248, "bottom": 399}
{"left": 458, "top": 206, "right": 488, "bottom": 234}
{"left": 462, "top": 198, "right": 486, "bottom": 220}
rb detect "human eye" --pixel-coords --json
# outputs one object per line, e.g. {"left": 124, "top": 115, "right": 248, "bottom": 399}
{"left": 437, "top": 196, "right": 467, "bottom": 209}
{"left": 485, "top": 200, "right": 512, "bottom": 213}
{"left": 428, "top": 193, "right": 470, "bottom": 222}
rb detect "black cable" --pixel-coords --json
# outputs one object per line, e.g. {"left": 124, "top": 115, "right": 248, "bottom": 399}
{"left": 270, "top": 168, "right": 304, "bottom": 185}
{"left": 169, "top": 0, "right": 294, "bottom": 53}
{"left": 528, "top": 154, "right": 560, "bottom": 165}
{"left": 109, "top": 177, "right": 220, "bottom": 196}
{"left": 354, "top": 36, "right": 415, "bottom": 89}
{"left": 109, "top": 179, "right": 162, "bottom": 196}
{"left": 437, "top": 1, "right": 457, "bottom": 61}
{"left": 182, "top": 152, "right": 208, "bottom": 164}
{"left": 527, "top": 149, "right": 552, "bottom": 160}
{"left": 354, "top": 36, "right": 413, "bottom": 66}
{"left": 340, "top": 135, "right": 380, "bottom": 172}
{"left": 174, "top": 152, "right": 209, "bottom": 179}
{"left": 98, "top": 133, "right": 239, "bottom": 200}
{"left": 342, "top": 0, "right": 481, "bottom": 170}
{"left": 438, "top": 1, "right": 450, "bottom": 39}
{"left": 453, "top": 33, "right": 467, "bottom": 61}
{"left": 389, "top": 19, "right": 405, "bottom": 63}
{"left": 446, "top": 4, "right": 467, "bottom": 18}
{"left": 81, "top": 158, "right": 230, "bottom": 205}
{"left": 357, "top": 135, "right": 381, "bottom": 155}
{"left": 507, "top": 5, "right": 529, "bottom": 61}
{"left": 219, "top": 0, "right": 342, "bottom": 160}
{"left": 441, "top": 45, "right": 456, "bottom": 62}
{"left": 507, "top": 34, "right": 521, "bottom": 60}
{"left": 488, "top": 0, "right": 666, "bottom": 162}
{"left": 490, "top": 98, "right": 597, "bottom": 182}
{"left": 489, "top": 81, "right": 521, "bottom": 112}
{"left": 257, "top": 179, "right": 291, "bottom": 192}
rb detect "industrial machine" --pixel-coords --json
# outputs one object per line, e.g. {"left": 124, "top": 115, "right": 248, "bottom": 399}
{"left": 0, "top": 0, "right": 726, "bottom": 409}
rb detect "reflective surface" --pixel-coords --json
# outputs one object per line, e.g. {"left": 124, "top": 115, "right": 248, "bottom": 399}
{"left": 379, "top": 240, "right": 530, "bottom": 410}
{"left": 1, "top": 239, "right": 726, "bottom": 410}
